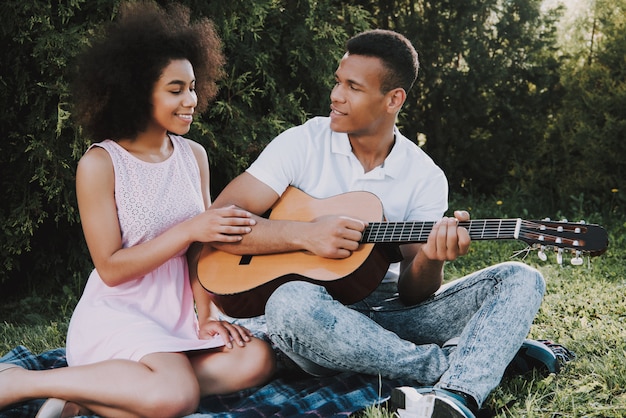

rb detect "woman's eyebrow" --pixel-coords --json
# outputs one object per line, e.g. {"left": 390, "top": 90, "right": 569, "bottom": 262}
{"left": 166, "top": 79, "right": 195, "bottom": 86}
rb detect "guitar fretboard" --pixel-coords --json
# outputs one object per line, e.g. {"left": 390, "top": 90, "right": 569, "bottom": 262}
{"left": 362, "top": 219, "right": 522, "bottom": 243}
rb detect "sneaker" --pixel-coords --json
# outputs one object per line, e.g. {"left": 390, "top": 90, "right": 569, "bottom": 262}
{"left": 505, "top": 339, "right": 562, "bottom": 376}
{"left": 390, "top": 386, "right": 476, "bottom": 418}
{"left": 443, "top": 337, "right": 571, "bottom": 376}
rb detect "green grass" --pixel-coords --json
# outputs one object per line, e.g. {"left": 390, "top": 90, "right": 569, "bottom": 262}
{"left": 2, "top": 204, "right": 625, "bottom": 417}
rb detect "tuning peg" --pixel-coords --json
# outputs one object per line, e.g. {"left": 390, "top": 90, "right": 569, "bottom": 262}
{"left": 538, "top": 246, "right": 547, "bottom": 261}
{"left": 556, "top": 248, "right": 563, "bottom": 265}
{"left": 571, "top": 251, "right": 583, "bottom": 266}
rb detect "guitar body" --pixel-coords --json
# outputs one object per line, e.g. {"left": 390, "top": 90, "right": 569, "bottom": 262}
{"left": 197, "top": 187, "right": 393, "bottom": 318}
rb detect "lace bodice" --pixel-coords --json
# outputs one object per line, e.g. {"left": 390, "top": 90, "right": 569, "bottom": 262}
{"left": 92, "top": 136, "right": 204, "bottom": 252}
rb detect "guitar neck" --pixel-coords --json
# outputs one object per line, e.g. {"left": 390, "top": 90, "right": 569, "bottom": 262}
{"left": 362, "top": 218, "right": 521, "bottom": 244}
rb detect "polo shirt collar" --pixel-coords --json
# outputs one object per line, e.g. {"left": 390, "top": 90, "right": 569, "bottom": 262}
{"left": 331, "top": 127, "right": 405, "bottom": 179}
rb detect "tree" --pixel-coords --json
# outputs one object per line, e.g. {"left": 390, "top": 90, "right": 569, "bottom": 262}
{"left": 528, "top": 0, "right": 626, "bottom": 215}
{"left": 177, "top": 0, "right": 372, "bottom": 192}
{"left": 351, "top": 0, "right": 564, "bottom": 200}
{"left": 0, "top": 0, "right": 117, "bottom": 293}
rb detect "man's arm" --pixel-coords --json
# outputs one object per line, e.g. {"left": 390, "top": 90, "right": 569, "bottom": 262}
{"left": 397, "top": 212, "right": 471, "bottom": 305}
{"left": 211, "top": 172, "right": 366, "bottom": 259}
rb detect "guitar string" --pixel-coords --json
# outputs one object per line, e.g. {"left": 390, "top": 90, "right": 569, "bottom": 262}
{"left": 362, "top": 219, "right": 587, "bottom": 250}
{"left": 363, "top": 219, "right": 519, "bottom": 242}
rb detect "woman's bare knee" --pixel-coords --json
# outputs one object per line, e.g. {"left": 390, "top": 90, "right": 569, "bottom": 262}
{"left": 237, "top": 338, "right": 276, "bottom": 387}
{"left": 139, "top": 380, "right": 200, "bottom": 417}
{"left": 136, "top": 353, "right": 201, "bottom": 417}
{"left": 192, "top": 337, "right": 276, "bottom": 395}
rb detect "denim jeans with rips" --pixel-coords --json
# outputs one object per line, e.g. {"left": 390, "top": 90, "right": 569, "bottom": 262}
{"left": 260, "top": 261, "right": 545, "bottom": 407}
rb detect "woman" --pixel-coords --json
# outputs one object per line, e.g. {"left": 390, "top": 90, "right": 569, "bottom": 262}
{"left": 0, "top": 2, "right": 274, "bottom": 417}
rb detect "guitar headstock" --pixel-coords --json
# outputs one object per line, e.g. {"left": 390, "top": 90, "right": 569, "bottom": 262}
{"left": 518, "top": 219, "right": 609, "bottom": 265}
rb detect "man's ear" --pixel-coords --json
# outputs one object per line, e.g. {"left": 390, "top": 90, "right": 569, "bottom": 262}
{"left": 387, "top": 88, "right": 406, "bottom": 113}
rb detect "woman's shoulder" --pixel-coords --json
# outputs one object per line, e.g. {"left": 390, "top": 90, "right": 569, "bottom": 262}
{"left": 78, "top": 143, "right": 114, "bottom": 170}
{"left": 167, "top": 134, "right": 198, "bottom": 151}
{"left": 171, "top": 135, "right": 208, "bottom": 170}
{"left": 76, "top": 143, "right": 115, "bottom": 190}
{"left": 181, "top": 137, "right": 204, "bottom": 153}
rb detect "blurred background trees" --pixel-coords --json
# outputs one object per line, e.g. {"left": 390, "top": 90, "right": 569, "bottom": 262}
{"left": 0, "top": 0, "right": 623, "bottom": 297}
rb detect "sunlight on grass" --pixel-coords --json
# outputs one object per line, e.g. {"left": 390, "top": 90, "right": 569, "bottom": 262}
{"left": 0, "top": 321, "right": 67, "bottom": 354}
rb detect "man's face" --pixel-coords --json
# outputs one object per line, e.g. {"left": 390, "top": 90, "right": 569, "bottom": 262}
{"left": 329, "top": 53, "right": 390, "bottom": 138}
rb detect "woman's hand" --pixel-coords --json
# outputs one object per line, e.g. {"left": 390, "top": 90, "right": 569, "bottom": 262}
{"left": 187, "top": 205, "right": 256, "bottom": 244}
{"left": 198, "top": 318, "right": 253, "bottom": 349}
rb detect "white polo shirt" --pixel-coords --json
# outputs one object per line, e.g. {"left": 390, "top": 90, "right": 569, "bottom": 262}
{"left": 246, "top": 116, "right": 448, "bottom": 281}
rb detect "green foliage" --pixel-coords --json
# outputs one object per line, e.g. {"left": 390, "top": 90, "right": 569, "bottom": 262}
{"left": 0, "top": 0, "right": 623, "bottom": 300}
{"left": 521, "top": 0, "right": 626, "bottom": 217}
{"left": 374, "top": 0, "right": 564, "bottom": 200}
{"left": 0, "top": 0, "right": 113, "bottom": 292}
{"left": 0, "top": 321, "right": 68, "bottom": 355}
{"left": 181, "top": 0, "right": 373, "bottom": 192}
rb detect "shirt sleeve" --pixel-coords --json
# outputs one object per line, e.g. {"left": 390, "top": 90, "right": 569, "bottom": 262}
{"left": 245, "top": 125, "right": 307, "bottom": 196}
{"left": 406, "top": 165, "right": 449, "bottom": 222}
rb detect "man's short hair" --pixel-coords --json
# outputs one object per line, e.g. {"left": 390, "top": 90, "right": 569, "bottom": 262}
{"left": 346, "top": 29, "right": 419, "bottom": 93}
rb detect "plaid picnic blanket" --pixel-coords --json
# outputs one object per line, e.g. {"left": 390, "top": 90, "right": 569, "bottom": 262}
{"left": 0, "top": 345, "right": 400, "bottom": 417}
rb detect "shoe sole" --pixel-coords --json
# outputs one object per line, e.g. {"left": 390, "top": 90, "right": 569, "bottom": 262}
{"left": 35, "top": 398, "right": 67, "bottom": 418}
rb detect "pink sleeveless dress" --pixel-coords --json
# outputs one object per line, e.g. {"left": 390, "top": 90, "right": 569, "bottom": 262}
{"left": 66, "top": 135, "right": 224, "bottom": 366}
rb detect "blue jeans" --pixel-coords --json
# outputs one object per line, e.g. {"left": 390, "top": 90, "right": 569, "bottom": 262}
{"left": 257, "top": 261, "right": 545, "bottom": 407}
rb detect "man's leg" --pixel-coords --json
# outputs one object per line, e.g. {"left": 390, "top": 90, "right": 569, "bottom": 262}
{"left": 265, "top": 281, "right": 450, "bottom": 385}
{"left": 364, "top": 261, "right": 546, "bottom": 407}
{"left": 266, "top": 261, "right": 544, "bottom": 408}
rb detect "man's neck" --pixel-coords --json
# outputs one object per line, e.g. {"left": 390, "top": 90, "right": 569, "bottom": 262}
{"left": 348, "top": 132, "right": 395, "bottom": 173}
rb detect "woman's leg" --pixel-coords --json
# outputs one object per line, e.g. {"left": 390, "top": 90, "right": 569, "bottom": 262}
{"left": 1, "top": 352, "right": 200, "bottom": 418}
{"left": 189, "top": 336, "right": 276, "bottom": 395}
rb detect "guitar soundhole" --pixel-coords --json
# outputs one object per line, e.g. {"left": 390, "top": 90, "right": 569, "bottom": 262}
{"left": 239, "top": 255, "right": 253, "bottom": 265}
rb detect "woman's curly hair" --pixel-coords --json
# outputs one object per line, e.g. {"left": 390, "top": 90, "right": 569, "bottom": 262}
{"left": 71, "top": 1, "right": 225, "bottom": 142}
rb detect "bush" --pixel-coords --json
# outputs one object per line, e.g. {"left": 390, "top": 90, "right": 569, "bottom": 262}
{"left": 0, "top": 0, "right": 373, "bottom": 296}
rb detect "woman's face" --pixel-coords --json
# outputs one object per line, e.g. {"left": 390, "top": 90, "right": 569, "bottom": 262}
{"left": 150, "top": 59, "right": 198, "bottom": 135}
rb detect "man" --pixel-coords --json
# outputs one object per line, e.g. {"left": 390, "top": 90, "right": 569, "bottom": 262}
{"left": 210, "top": 29, "right": 552, "bottom": 417}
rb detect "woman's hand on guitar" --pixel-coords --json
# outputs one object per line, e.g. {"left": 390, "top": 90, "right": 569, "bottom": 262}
{"left": 303, "top": 215, "right": 367, "bottom": 259}
{"left": 421, "top": 210, "right": 471, "bottom": 261}
{"left": 187, "top": 205, "right": 257, "bottom": 244}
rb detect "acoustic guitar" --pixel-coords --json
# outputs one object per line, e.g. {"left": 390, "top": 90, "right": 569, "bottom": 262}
{"left": 196, "top": 187, "right": 608, "bottom": 318}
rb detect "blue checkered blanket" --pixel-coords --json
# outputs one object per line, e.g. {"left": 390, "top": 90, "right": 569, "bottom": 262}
{"left": 0, "top": 346, "right": 400, "bottom": 417}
